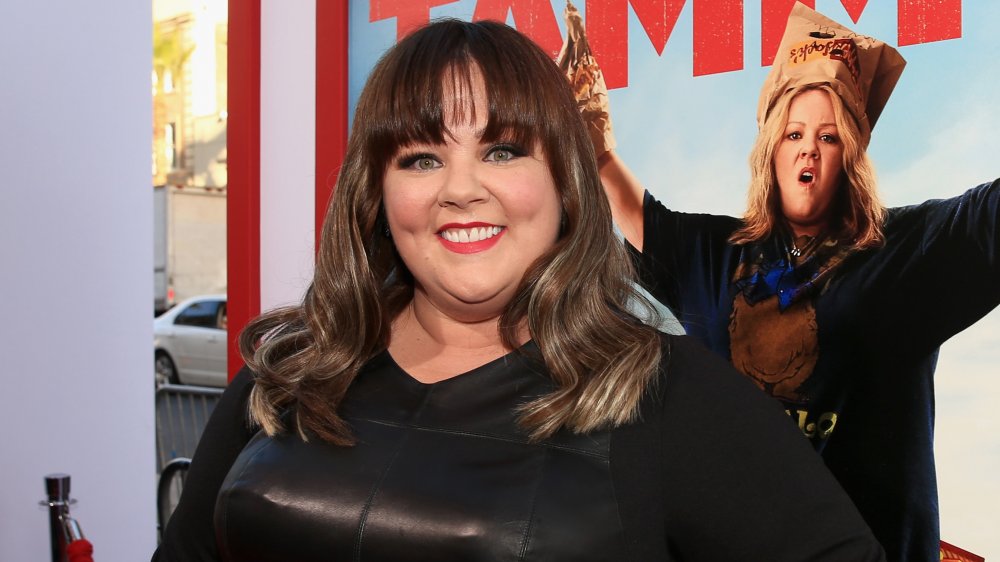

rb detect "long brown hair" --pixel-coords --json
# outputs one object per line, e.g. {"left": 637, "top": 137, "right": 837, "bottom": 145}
{"left": 240, "top": 19, "right": 662, "bottom": 444}
{"left": 731, "top": 84, "right": 885, "bottom": 249}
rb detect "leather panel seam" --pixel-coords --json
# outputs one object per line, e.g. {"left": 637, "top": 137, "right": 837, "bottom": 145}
{"left": 352, "top": 391, "right": 435, "bottom": 561}
{"left": 353, "top": 416, "right": 609, "bottom": 460}
{"left": 517, "top": 446, "right": 547, "bottom": 562}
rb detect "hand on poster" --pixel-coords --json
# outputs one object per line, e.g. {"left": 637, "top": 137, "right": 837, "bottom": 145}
{"left": 556, "top": 1, "right": 615, "bottom": 158}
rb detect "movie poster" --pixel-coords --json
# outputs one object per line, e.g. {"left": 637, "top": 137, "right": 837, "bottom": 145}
{"left": 346, "top": 1, "right": 998, "bottom": 554}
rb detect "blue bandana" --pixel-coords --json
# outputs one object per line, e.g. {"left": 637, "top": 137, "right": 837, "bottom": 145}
{"left": 733, "top": 235, "right": 848, "bottom": 311}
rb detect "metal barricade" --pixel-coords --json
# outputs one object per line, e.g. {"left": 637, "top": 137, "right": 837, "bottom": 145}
{"left": 154, "top": 383, "right": 223, "bottom": 534}
{"left": 154, "top": 383, "right": 223, "bottom": 472}
{"left": 157, "top": 457, "right": 192, "bottom": 539}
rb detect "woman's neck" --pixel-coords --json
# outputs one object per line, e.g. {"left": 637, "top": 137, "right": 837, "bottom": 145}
{"left": 388, "top": 298, "right": 529, "bottom": 384}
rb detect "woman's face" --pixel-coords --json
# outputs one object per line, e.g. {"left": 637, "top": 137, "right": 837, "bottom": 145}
{"left": 773, "top": 88, "right": 844, "bottom": 237}
{"left": 382, "top": 71, "right": 562, "bottom": 323}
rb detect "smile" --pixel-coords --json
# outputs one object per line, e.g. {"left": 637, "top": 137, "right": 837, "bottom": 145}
{"left": 437, "top": 223, "right": 506, "bottom": 255}
{"left": 439, "top": 225, "right": 503, "bottom": 243}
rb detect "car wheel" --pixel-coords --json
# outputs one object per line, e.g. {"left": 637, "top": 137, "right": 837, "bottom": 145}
{"left": 155, "top": 352, "right": 179, "bottom": 386}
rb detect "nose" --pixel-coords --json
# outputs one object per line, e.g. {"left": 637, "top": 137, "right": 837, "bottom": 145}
{"left": 800, "top": 138, "right": 819, "bottom": 159}
{"left": 437, "top": 163, "right": 489, "bottom": 209}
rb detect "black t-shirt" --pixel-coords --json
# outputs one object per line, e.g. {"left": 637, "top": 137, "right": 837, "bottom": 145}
{"left": 154, "top": 335, "right": 884, "bottom": 561}
{"left": 634, "top": 180, "right": 1000, "bottom": 561}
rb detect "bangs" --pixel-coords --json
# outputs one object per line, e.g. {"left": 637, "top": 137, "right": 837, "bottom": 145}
{"left": 359, "top": 19, "right": 565, "bottom": 169}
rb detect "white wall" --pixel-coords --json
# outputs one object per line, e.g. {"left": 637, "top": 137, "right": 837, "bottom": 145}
{"left": 259, "top": 0, "right": 317, "bottom": 312}
{"left": 0, "top": 1, "right": 157, "bottom": 560}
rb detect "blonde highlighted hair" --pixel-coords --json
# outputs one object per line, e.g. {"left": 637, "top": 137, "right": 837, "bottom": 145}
{"left": 731, "top": 84, "right": 885, "bottom": 248}
{"left": 238, "top": 19, "right": 662, "bottom": 445}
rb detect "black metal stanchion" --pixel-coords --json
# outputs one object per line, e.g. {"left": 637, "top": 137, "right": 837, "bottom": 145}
{"left": 41, "top": 473, "right": 75, "bottom": 562}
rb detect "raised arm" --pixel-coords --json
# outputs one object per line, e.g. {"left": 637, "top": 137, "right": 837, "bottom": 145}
{"left": 875, "top": 178, "right": 1000, "bottom": 351}
{"left": 597, "top": 150, "right": 647, "bottom": 252}
{"left": 557, "top": 2, "right": 648, "bottom": 252}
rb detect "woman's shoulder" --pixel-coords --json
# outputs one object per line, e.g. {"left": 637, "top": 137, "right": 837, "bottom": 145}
{"left": 230, "top": 365, "right": 256, "bottom": 389}
{"left": 654, "top": 333, "right": 744, "bottom": 386}
{"left": 885, "top": 178, "right": 1000, "bottom": 225}
{"left": 647, "top": 332, "right": 788, "bottom": 418}
{"left": 643, "top": 190, "right": 743, "bottom": 231}
{"left": 221, "top": 365, "right": 257, "bottom": 407}
{"left": 615, "top": 336, "right": 886, "bottom": 561}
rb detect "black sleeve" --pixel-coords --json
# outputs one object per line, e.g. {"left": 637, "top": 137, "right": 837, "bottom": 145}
{"left": 152, "top": 368, "right": 258, "bottom": 562}
{"left": 613, "top": 336, "right": 885, "bottom": 561}
{"left": 632, "top": 190, "right": 742, "bottom": 312}
{"left": 872, "top": 179, "right": 1000, "bottom": 352}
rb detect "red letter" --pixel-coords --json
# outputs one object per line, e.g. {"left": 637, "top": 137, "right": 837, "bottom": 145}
{"left": 760, "top": 0, "right": 810, "bottom": 67}
{"left": 584, "top": 1, "right": 630, "bottom": 89}
{"left": 761, "top": 1, "right": 962, "bottom": 65}
{"left": 898, "top": 0, "right": 961, "bottom": 46}
{"left": 369, "top": 0, "right": 459, "bottom": 41}
{"left": 472, "top": 0, "right": 563, "bottom": 57}
{"left": 694, "top": 0, "right": 743, "bottom": 76}
{"left": 838, "top": 0, "right": 871, "bottom": 23}
{"left": 760, "top": 0, "right": 873, "bottom": 67}
{"left": 586, "top": 0, "right": 686, "bottom": 89}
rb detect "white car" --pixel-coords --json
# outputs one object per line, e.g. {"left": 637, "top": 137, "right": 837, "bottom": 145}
{"left": 154, "top": 295, "right": 228, "bottom": 387}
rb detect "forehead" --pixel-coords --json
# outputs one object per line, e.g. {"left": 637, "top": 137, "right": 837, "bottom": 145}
{"left": 440, "top": 65, "right": 488, "bottom": 129}
{"left": 362, "top": 24, "right": 564, "bottom": 166}
{"left": 787, "top": 89, "right": 836, "bottom": 121}
{"left": 381, "top": 60, "right": 538, "bottom": 154}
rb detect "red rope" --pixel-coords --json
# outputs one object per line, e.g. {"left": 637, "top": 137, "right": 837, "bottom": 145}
{"left": 66, "top": 538, "right": 93, "bottom": 562}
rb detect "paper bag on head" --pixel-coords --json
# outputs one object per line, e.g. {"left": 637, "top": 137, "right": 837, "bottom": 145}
{"left": 757, "top": 2, "right": 906, "bottom": 147}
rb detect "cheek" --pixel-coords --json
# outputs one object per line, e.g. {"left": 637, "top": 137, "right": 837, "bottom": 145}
{"left": 772, "top": 145, "right": 795, "bottom": 177}
{"left": 505, "top": 169, "right": 561, "bottom": 228}
{"left": 776, "top": 141, "right": 794, "bottom": 159}
{"left": 821, "top": 157, "right": 844, "bottom": 192}
{"left": 773, "top": 163, "right": 793, "bottom": 196}
{"left": 383, "top": 182, "right": 431, "bottom": 231}
{"left": 382, "top": 190, "right": 404, "bottom": 227}
{"left": 538, "top": 189, "right": 564, "bottom": 240}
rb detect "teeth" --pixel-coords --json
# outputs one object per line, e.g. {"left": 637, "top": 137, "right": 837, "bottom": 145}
{"left": 800, "top": 171, "right": 814, "bottom": 182}
{"left": 441, "top": 226, "right": 502, "bottom": 243}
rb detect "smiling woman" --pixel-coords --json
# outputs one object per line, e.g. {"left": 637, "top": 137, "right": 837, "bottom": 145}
{"left": 153, "top": 18, "right": 886, "bottom": 562}
{"left": 382, "top": 66, "right": 562, "bottom": 337}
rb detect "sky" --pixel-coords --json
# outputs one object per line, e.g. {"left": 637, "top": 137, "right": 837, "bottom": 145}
{"left": 346, "top": 0, "right": 1000, "bottom": 554}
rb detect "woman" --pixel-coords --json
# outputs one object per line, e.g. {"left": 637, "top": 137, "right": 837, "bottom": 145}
{"left": 579, "top": 4, "right": 1000, "bottom": 561}
{"left": 154, "top": 19, "right": 885, "bottom": 561}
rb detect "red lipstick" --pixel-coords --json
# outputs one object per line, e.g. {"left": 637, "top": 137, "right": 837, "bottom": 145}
{"left": 437, "top": 222, "right": 505, "bottom": 254}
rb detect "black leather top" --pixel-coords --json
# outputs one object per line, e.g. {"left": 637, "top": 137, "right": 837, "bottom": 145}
{"left": 214, "top": 345, "right": 627, "bottom": 561}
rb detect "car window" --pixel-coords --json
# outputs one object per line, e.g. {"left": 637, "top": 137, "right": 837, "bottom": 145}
{"left": 174, "top": 300, "right": 223, "bottom": 329}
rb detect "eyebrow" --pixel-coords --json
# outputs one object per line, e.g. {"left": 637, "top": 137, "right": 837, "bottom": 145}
{"left": 786, "top": 120, "right": 837, "bottom": 127}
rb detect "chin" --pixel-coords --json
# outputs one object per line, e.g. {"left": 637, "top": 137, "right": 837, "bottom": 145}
{"left": 445, "top": 287, "right": 511, "bottom": 310}
{"left": 444, "top": 302, "right": 508, "bottom": 324}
